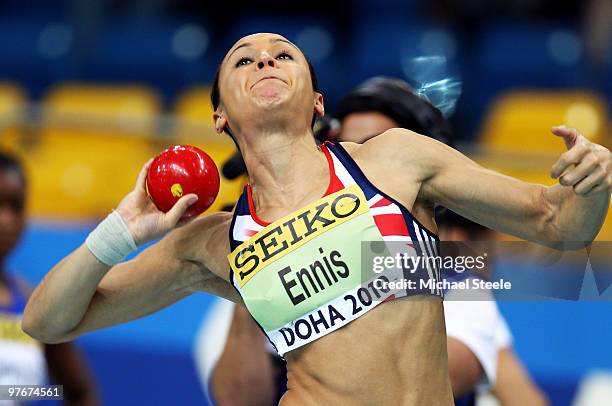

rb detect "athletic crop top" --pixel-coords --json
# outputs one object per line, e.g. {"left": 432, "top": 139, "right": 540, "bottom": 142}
{"left": 228, "top": 142, "right": 442, "bottom": 356}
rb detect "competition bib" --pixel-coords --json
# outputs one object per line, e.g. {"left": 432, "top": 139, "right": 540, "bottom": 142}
{"left": 228, "top": 185, "right": 398, "bottom": 355}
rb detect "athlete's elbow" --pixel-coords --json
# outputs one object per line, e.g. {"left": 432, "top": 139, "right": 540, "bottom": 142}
{"left": 21, "top": 308, "right": 75, "bottom": 344}
{"left": 21, "top": 315, "right": 48, "bottom": 343}
{"left": 22, "top": 323, "right": 74, "bottom": 344}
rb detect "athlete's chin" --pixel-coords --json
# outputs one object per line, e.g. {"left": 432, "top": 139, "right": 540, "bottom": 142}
{"left": 251, "top": 84, "right": 289, "bottom": 103}
{"left": 253, "top": 93, "right": 290, "bottom": 109}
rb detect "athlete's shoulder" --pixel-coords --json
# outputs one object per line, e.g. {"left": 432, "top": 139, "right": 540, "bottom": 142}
{"left": 369, "top": 128, "right": 438, "bottom": 149}
{"left": 343, "top": 128, "right": 437, "bottom": 161}
{"left": 344, "top": 129, "right": 451, "bottom": 188}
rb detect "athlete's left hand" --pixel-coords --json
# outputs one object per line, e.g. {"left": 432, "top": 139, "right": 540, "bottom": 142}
{"left": 550, "top": 125, "right": 612, "bottom": 197}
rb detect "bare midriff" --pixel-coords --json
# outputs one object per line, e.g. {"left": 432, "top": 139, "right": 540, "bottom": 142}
{"left": 280, "top": 297, "right": 453, "bottom": 406}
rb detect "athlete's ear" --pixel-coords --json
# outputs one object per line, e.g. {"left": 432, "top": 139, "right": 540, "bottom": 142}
{"left": 314, "top": 92, "right": 325, "bottom": 118}
{"left": 213, "top": 108, "right": 228, "bottom": 134}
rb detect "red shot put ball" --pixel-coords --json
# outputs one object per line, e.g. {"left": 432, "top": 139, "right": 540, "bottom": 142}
{"left": 146, "top": 145, "right": 220, "bottom": 219}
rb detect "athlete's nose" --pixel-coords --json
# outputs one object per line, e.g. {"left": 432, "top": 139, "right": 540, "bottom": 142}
{"left": 257, "top": 53, "right": 276, "bottom": 70}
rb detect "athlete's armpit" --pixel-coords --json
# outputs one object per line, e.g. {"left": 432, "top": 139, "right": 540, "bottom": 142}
{"left": 167, "top": 211, "right": 241, "bottom": 302}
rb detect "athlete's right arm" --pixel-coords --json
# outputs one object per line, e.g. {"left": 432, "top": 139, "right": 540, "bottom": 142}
{"left": 22, "top": 160, "right": 237, "bottom": 344}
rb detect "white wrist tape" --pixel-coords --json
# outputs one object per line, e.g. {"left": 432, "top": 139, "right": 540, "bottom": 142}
{"left": 85, "top": 210, "right": 138, "bottom": 266}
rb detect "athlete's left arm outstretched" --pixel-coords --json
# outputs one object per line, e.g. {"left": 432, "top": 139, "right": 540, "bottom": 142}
{"left": 372, "top": 126, "right": 611, "bottom": 248}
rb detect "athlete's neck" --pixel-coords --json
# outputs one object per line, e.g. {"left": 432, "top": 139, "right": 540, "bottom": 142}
{"left": 239, "top": 130, "right": 329, "bottom": 211}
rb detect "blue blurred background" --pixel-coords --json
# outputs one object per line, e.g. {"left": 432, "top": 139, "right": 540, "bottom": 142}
{"left": 0, "top": 0, "right": 611, "bottom": 405}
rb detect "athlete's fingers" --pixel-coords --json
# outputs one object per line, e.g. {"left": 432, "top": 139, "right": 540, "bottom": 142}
{"left": 163, "top": 194, "right": 198, "bottom": 227}
{"left": 572, "top": 169, "right": 607, "bottom": 196}
{"left": 558, "top": 153, "right": 599, "bottom": 187}
{"left": 135, "top": 158, "right": 154, "bottom": 192}
{"left": 552, "top": 125, "right": 582, "bottom": 150}
{"left": 583, "top": 182, "right": 609, "bottom": 197}
{"left": 550, "top": 142, "right": 589, "bottom": 179}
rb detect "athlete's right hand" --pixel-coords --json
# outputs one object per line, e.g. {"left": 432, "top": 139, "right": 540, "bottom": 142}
{"left": 115, "top": 159, "right": 199, "bottom": 245}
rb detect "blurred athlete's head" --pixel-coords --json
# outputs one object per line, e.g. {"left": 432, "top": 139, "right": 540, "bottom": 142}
{"left": 211, "top": 33, "right": 323, "bottom": 141}
{"left": 336, "top": 77, "right": 453, "bottom": 146}
{"left": 0, "top": 151, "right": 26, "bottom": 263}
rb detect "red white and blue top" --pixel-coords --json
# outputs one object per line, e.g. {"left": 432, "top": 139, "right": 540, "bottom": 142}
{"left": 228, "top": 142, "right": 442, "bottom": 355}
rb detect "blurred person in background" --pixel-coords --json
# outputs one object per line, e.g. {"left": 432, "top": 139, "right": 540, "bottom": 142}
{"left": 207, "top": 77, "right": 547, "bottom": 406}
{"left": 0, "top": 151, "right": 98, "bottom": 405}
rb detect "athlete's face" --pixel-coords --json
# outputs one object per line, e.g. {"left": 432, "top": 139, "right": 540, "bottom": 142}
{"left": 0, "top": 169, "right": 25, "bottom": 261}
{"left": 338, "top": 111, "right": 399, "bottom": 144}
{"left": 214, "top": 33, "right": 323, "bottom": 136}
